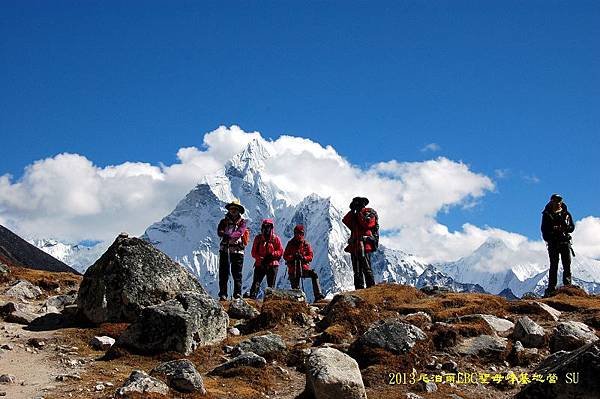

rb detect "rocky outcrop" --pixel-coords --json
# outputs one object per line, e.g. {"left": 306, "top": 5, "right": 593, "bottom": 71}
{"left": 512, "top": 317, "right": 546, "bottom": 348}
{"left": 457, "top": 314, "right": 514, "bottom": 334}
{"left": 354, "top": 318, "right": 427, "bottom": 354}
{"left": 115, "top": 370, "right": 169, "bottom": 397}
{"left": 90, "top": 336, "right": 116, "bottom": 351}
{"left": 454, "top": 335, "right": 508, "bottom": 357}
{"left": 549, "top": 321, "right": 598, "bottom": 353}
{"left": 116, "top": 291, "right": 228, "bottom": 355}
{"left": 41, "top": 294, "right": 77, "bottom": 313}
{"left": 5, "top": 280, "right": 42, "bottom": 300}
{"left": 232, "top": 333, "right": 286, "bottom": 360}
{"left": 150, "top": 359, "right": 205, "bottom": 394}
{"left": 516, "top": 340, "right": 600, "bottom": 399}
{"left": 305, "top": 347, "right": 367, "bottom": 399}
{"left": 77, "top": 235, "right": 206, "bottom": 323}
{"left": 227, "top": 298, "right": 259, "bottom": 319}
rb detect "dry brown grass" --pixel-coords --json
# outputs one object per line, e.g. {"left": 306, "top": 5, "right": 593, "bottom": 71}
{"left": 248, "top": 297, "right": 311, "bottom": 331}
{"left": 541, "top": 286, "right": 600, "bottom": 311}
{"left": 5, "top": 263, "right": 81, "bottom": 294}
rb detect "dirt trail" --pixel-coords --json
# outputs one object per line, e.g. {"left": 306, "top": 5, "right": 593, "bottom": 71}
{"left": 0, "top": 322, "right": 63, "bottom": 399}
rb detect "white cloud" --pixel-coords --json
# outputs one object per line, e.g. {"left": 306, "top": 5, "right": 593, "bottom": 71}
{"left": 420, "top": 143, "right": 441, "bottom": 152}
{"left": 522, "top": 174, "right": 541, "bottom": 184}
{"left": 1, "top": 125, "right": 597, "bottom": 265}
{"left": 572, "top": 216, "right": 600, "bottom": 259}
{"left": 494, "top": 169, "right": 510, "bottom": 179}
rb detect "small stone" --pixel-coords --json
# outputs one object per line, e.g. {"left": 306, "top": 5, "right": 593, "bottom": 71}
{"left": 0, "top": 375, "right": 16, "bottom": 384}
{"left": 228, "top": 327, "right": 241, "bottom": 336}
{"left": 95, "top": 384, "right": 105, "bottom": 391}
{"left": 0, "top": 344, "right": 13, "bottom": 351}
{"left": 90, "top": 336, "right": 115, "bottom": 351}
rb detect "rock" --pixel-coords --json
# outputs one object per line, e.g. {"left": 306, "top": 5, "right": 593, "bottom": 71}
{"left": 227, "top": 298, "right": 259, "bottom": 319}
{"left": 150, "top": 359, "right": 205, "bottom": 394}
{"left": 116, "top": 291, "right": 228, "bottom": 355}
{"left": 0, "top": 344, "right": 13, "bottom": 351}
{"left": 209, "top": 352, "right": 267, "bottom": 375}
{"left": 305, "top": 347, "right": 367, "bottom": 399}
{"left": 442, "top": 360, "right": 458, "bottom": 372}
{"left": 77, "top": 235, "right": 207, "bottom": 324}
{"left": 508, "top": 341, "right": 541, "bottom": 366}
{"left": 420, "top": 285, "right": 452, "bottom": 295}
{"left": 406, "top": 394, "right": 425, "bottom": 399}
{"left": 521, "top": 292, "right": 540, "bottom": 300}
{"left": 264, "top": 287, "right": 306, "bottom": 302}
{"left": 355, "top": 318, "right": 427, "bottom": 354}
{"left": 416, "top": 380, "right": 437, "bottom": 392}
{"left": 454, "top": 335, "right": 508, "bottom": 357}
{"left": 42, "top": 294, "right": 77, "bottom": 313}
{"left": 228, "top": 327, "right": 241, "bottom": 336}
{"left": 515, "top": 340, "right": 600, "bottom": 399}
{"left": 513, "top": 317, "right": 546, "bottom": 348}
{"left": 27, "top": 337, "right": 46, "bottom": 348}
{"left": 90, "top": 336, "right": 116, "bottom": 351}
{"left": 0, "top": 262, "right": 8, "bottom": 274}
{"left": 0, "top": 375, "right": 15, "bottom": 384}
{"left": 233, "top": 333, "right": 287, "bottom": 360}
{"left": 5, "top": 280, "right": 42, "bottom": 300}
{"left": 402, "top": 312, "right": 432, "bottom": 326}
{"left": 532, "top": 301, "right": 562, "bottom": 321}
{"left": 115, "top": 370, "right": 169, "bottom": 397}
{"left": 549, "top": 321, "right": 598, "bottom": 353}
{"left": 0, "top": 302, "right": 19, "bottom": 315}
{"left": 95, "top": 384, "right": 105, "bottom": 391}
{"left": 458, "top": 314, "right": 514, "bottom": 333}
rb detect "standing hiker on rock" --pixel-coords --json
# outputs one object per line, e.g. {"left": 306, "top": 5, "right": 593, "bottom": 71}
{"left": 283, "top": 224, "right": 325, "bottom": 301}
{"left": 541, "top": 194, "right": 576, "bottom": 297}
{"left": 217, "top": 200, "right": 249, "bottom": 301}
{"left": 342, "top": 196, "right": 379, "bottom": 290}
{"left": 248, "top": 219, "right": 283, "bottom": 299}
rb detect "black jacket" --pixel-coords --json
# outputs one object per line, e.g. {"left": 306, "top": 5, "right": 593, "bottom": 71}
{"left": 541, "top": 202, "right": 575, "bottom": 244}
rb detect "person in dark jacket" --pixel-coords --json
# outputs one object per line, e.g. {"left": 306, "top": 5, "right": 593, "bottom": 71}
{"left": 342, "top": 196, "right": 378, "bottom": 289}
{"left": 541, "top": 194, "right": 575, "bottom": 297}
{"left": 216, "top": 200, "right": 247, "bottom": 301}
{"left": 283, "top": 225, "right": 325, "bottom": 301}
{"left": 248, "top": 219, "right": 283, "bottom": 299}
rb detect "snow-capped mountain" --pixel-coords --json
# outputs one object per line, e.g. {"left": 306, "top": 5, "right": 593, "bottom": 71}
{"left": 141, "top": 139, "right": 442, "bottom": 299}
{"left": 31, "top": 239, "right": 108, "bottom": 273}
{"left": 436, "top": 237, "right": 600, "bottom": 297}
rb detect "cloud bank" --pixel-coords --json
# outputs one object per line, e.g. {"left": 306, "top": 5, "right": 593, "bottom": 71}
{"left": 0, "top": 126, "right": 597, "bottom": 264}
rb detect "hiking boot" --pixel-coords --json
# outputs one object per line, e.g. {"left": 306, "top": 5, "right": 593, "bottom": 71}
{"left": 314, "top": 294, "right": 325, "bottom": 302}
{"left": 543, "top": 288, "right": 556, "bottom": 298}
{"left": 219, "top": 295, "right": 228, "bottom": 302}
{"left": 233, "top": 293, "right": 242, "bottom": 299}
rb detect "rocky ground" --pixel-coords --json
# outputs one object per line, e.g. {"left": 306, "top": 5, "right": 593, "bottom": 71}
{"left": 1, "top": 239, "right": 600, "bottom": 399}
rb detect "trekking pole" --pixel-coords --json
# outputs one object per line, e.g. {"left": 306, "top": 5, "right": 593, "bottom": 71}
{"left": 297, "top": 258, "right": 305, "bottom": 294}
{"left": 226, "top": 241, "right": 232, "bottom": 299}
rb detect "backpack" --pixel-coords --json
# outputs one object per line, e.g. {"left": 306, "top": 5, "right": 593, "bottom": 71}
{"left": 364, "top": 208, "right": 379, "bottom": 250}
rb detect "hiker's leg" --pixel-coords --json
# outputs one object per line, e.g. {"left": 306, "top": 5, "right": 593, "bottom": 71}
{"left": 305, "top": 269, "right": 323, "bottom": 299}
{"left": 547, "top": 244, "right": 559, "bottom": 291}
{"left": 351, "top": 253, "right": 365, "bottom": 289}
{"left": 230, "top": 253, "right": 244, "bottom": 297}
{"left": 289, "top": 267, "right": 300, "bottom": 289}
{"left": 267, "top": 266, "right": 278, "bottom": 288}
{"left": 218, "top": 250, "right": 230, "bottom": 297}
{"left": 363, "top": 252, "right": 375, "bottom": 288}
{"left": 249, "top": 265, "right": 266, "bottom": 298}
{"left": 561, "top": 243, "right": 572, "bottom": 286}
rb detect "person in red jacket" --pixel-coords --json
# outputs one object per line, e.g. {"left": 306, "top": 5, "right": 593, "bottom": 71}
{"left": 283, "top": 225, "right": 325, "bottom": 301}
{"left": 342, "top": 196, "right": 378, "bottom": 289}
{"left": 248, "top": 219, "right": 283, "bottom": 299}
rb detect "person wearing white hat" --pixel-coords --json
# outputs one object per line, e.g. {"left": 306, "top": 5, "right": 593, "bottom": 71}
{"left": 217, "top": 199, "right": 248, "bottom": 301}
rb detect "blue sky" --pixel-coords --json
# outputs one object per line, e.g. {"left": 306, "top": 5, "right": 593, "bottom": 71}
{"left": 1, "top": 1, "right": 599, "bottom": 243}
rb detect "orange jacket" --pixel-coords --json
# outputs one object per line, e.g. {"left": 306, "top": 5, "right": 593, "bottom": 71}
{"left": 283, "top": 238, "right": 314, "bottom": 271}
{"left": 251, "top": 219, "right": 283, "bottom": 267}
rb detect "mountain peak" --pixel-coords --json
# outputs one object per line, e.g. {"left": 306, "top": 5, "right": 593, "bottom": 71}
{"left": 225, "top": 139, "right": 271, "bottom": 178}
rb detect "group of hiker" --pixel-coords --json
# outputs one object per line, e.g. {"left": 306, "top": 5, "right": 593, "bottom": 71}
{"left": 216, "top": 192, "right": 577, "bottom": 302}
{"left": 216, "top": 196, "right": 379, "bottom": 302}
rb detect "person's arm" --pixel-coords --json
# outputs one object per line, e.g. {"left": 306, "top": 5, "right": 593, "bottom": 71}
{"left": 541, "top": 212, "right": 552, "bottom": 241}
{"left": 230, "top": 218, "right": 246, "bottom": 239}
{"left": 251, "top": 236, "right": 260, "bottom": 260}
{"left": 217, "top": 219, "right": 226, "bottom": 237}
{"left": 566, "top": 211, "right": 575, "bottom": 233}
{"left": 272, "top": 236, "right": 284, "bottom": 260}
{"left": 342, "top": 211, "right": 353, "bottom": 229}
{"left": 303, "top": 242, "right": 314, "bottom": 263}
{"left": 283, "top": 241, "right": 294, "bottom": 263}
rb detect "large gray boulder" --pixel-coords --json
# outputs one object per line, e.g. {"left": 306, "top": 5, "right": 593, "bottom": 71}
{"left": 115, "top": 370, "right": 169, "bottom": 397}
{"left": 232, "top": 333, "right": 286, "bottom": 359}
{"left": 549, "top": 321, "right": 598, "bottom": 353}
{"left": 116, "top": 291, "right": 228, "bottom": 355}
{"left": 454, "top": 335, "right": 508, "bottom": 357}
{"left": 6, "top": 280, "right": 42, "bottom": 300}
{"left": 516, "top": 340, "right": 600, "bottom": 399}
{"left": 77, "top": 235, "right": 206, "bottom": 323}
{"left": 355, "top": 318, "right": 427, "bottom": 354}
{"left": 513, "top": 316, "right": 546, "bottom": 348}
{"left": 457, "top": 314, "right": 514, "bottom": 333}
{"left": 305, "top": 347, "right": 367, "bottom": 399}
{"left": 150, "top": 359, "right": 205, "bottom": 394}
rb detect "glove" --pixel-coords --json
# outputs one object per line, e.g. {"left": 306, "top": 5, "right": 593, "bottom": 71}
{"left": 294, "top": 253, "right": 303, "bottom": 261}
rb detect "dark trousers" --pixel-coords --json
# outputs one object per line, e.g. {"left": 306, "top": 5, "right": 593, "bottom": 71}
{"left": 249, "top": 264, "right": 278, "bottom": 298}
{"left": 547, "top": 242, "right": 572, "bottom": 290}
{"left": 218, "top": 251, "right": 244, "bottom": 298}
{"left": 289, "top": 268, "right": 323, "bottom": 298}
{"left": 351, "top": 252, "right": 375, "bottom": 289}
